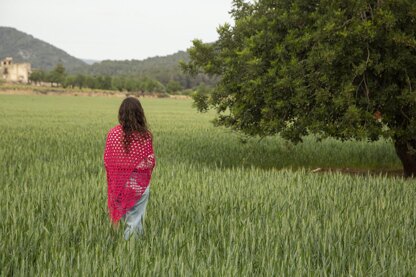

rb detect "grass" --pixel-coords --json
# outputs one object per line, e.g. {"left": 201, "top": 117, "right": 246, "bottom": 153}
{"left": 0, "top": 94, "right": 414, "bottom": 276}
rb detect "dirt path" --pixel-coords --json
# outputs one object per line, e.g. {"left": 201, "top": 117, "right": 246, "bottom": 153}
{"left": 0, "top": 86, "right": 190, "bottom": 99}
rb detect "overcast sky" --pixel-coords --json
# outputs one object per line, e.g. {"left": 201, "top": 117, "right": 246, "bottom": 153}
{"left": 0, "top": 0, "right": 234, "bottom": 61}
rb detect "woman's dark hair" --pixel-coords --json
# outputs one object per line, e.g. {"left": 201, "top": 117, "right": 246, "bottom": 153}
{"left": 118, "top": 97, "right": 151, "bottom": 152}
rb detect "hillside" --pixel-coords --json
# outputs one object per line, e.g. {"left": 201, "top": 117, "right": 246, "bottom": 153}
{"left": 0, "top": 26, "right": 87, "bottom": 71}
{"left": 80, "top": 51, "right": 217, "bottom": 88}
{"left": 84, "top": 51, "right": 190, "bottom": 75}
{"left": 0, "top": 27, "right": 216, "bottom": 89}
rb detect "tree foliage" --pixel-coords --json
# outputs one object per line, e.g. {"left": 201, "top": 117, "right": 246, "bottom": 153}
{"left": 182, "top": 0, "right": 416, "bottom": 176}
{"left": 29, "top": 64, "right": 169, "bottom": 93}
{"left": 166, "top": 80, "right": 183, "bottom": 93}
{"left": 47, "top": 63, "right": 66, "bottom": 86}
{"left": 77, "top": 51, "right": 218, "bottom": 90}
{"left": 29, "top": 70, "right": 46, "bottom": 85}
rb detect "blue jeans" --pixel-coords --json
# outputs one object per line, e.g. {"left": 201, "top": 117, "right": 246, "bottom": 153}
{"left": 122, "top": 185, "right": 150, "bottom": 240}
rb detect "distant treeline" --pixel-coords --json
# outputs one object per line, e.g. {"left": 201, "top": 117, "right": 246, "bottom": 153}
{"left": 29, "top": 64, "right": 206, "bottom": 94}
{"left": 74, "top": 51, "right": 219, "bottom": 90}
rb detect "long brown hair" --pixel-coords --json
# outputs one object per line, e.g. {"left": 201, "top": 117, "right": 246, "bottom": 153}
{"left": 118, "top": 97, "right": 151, "bottom": 152}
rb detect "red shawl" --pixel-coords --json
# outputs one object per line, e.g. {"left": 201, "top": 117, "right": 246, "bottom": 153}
{"left": 104, "top": 125, "right": 155, "bottom": 223}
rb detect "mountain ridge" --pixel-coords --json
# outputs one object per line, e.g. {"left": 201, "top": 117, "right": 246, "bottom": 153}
{"left": 0, "top": 26, "right": 87, "bottom": 71}
{"left": 0, "top": 26, "right": 215, "bottom": 88}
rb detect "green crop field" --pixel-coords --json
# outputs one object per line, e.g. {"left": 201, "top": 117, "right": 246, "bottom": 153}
{"left": 1, "top": 94, "right": 415, "bottom": 275}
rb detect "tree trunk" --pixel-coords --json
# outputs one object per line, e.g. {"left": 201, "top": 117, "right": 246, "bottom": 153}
{"left": 394, "top": 139, "right": 416, "bottom": 177}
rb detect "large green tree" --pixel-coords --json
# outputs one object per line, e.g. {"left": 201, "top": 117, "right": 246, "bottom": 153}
{"left": 47, "top": 63, "right": 66, "bottom": 86}
{"left": 29, "top": 70, "right": 46, "bottom": 85}
{"left": 182, "top": 0, "right": 416, "bottom": 176}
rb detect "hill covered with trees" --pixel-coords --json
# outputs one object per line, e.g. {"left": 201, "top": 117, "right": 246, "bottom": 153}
{"left": 0, "top": 27, "right": 216, "bottom": 89}
{"left": 79, "top": 51, "right": 217, "bottom": 89}
{"left": 0, "top": 27, "right": 87, "bottom": 71}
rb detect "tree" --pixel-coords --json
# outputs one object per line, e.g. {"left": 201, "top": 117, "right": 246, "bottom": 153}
{"left": 29, "top": 70, "right": 46, "bottom": 85}
{"left": 112, "top": 76, "right": 126, "bottom": 92}
{"left": 84, "top": 76, "right": 98, "bottom": 89}
{"left": 124, "top": 78, "right": 139, "bottom": 92}
{"left": 48, "top": 63, "right": 66, "bottom": 86}
{"left": 192, "top": 84, "right": 212, "bottom": 111}
{"left": 101, "top": 76, "right": 113, "bottom": 90}
{"left": 182, "top": 0, "right": 416, "bottom": 177}
{"left": 166, "top": 80, "right": 183, "bottom": 93}
{"left": 74, "top": 74, "right": 86, "bottom": 89}
{"left": 63, "top": 75, "right": 76, "bottom": 88}
{"left": 141, "top": 77, "right": 166, "bottom": 92}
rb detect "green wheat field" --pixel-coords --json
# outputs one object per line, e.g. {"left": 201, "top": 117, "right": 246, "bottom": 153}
{"left": 1, "top": 94, "right": 415, "bottom": 276}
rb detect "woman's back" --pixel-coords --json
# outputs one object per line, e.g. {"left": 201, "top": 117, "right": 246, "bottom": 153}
{"left": 103, "top": 97, "right": 155, "bottom": 237}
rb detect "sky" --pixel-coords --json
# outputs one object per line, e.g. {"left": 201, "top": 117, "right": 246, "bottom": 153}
{"left": 0, "top": 0, "right": 234, "bottom": 61}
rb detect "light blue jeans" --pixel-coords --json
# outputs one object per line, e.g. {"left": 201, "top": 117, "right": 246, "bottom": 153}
{"left": 122, "top": 185, "right": 150, "bottom": 240}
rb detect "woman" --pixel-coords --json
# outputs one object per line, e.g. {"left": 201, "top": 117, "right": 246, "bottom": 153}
{"left": 104, "top": 97, "right": 156, "bottom": 240}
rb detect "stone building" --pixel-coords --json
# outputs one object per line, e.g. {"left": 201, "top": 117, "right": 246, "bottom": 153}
{"left": 0, "top": 57, "right": 31, "bottom": 83}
